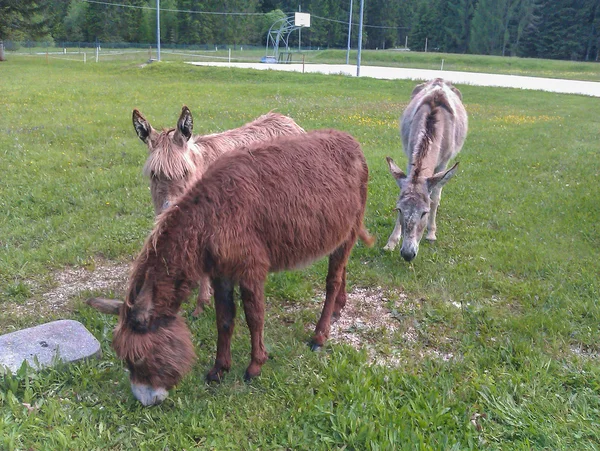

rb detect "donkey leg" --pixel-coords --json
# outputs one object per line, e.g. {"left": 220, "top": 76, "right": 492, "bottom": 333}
{"left": 239, "top": 279, "right": 268, "bottom": 381}
{"left": 384, "top": 212, "right": 403, "bottom": 251}
{"left": 206, "top": 277, "right": 236, "bottom": 383}
{"left": 332, "top": 268, "right": 347, "bottom": 323}
{"left": 192, "top": 275, "right": 212, "bottom": 317}
{"left": 312, "top": 238, "right": 355, "bottom": 351}
{"left": 426, "top": 186, "right": 442, "bottom": 242}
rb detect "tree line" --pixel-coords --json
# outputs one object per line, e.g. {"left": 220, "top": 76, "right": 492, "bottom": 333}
{"left": 2, "top": 0, "right": 600, "bottom": 61}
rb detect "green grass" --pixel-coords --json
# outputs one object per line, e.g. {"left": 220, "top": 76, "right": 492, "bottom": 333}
{"left": 1, "top": 56, "right": 600, "bottom": 449}
{"left": 313, "top": 49, "right": 600, "bottom": 82}
{"left": 11, "top": 45, "right": 600, "bottom": 81}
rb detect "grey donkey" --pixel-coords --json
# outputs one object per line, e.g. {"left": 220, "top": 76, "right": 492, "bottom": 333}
{"left": 385, "top": 78, "right": 468, "bottom": 261}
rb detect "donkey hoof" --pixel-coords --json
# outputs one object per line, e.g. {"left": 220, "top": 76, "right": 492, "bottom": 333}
{"left": 243, "top": 370, "right": 260, "bottom": 382}
{"left": 206, "top": 369, "right": 224, "bottom": 384}
{"left": 191, "top": 306, "right": 204, "bottom": 318}
{"left": 383, "top": 242, "right": 397, "bottom": 251}
{"left": 425, "top": 236, "right": 437, "bottom": 243}
{"left": 310, "top": 342, "right": 323, "bottom": 352}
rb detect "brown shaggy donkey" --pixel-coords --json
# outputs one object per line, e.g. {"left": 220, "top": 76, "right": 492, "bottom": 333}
{"left": 133, "top": 107, "right": 305, "bottom": 315}
{"left": 89, "top": 129, "right": 374, "bottom": 406}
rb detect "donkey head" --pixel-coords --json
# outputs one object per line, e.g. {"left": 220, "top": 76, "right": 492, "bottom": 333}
{"left": 386, "top": 157, "right": 458, "bottom": 262}
{"left": 132, "top": 106, "right": 197, "bottom": 214}
{"left": 88, "top": 267, "right": 195, "bottom": 406}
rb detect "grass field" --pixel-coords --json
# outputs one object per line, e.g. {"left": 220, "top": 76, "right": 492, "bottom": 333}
{"left": 10, "top": 45, "right": 600, "bottom": 82}
{"left": 1, "top": 56, "right": 600, "bottom": 449}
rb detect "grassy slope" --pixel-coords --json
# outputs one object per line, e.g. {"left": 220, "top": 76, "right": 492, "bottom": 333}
{"left": 1, "top": 57, "right": 599, "bottom": 450}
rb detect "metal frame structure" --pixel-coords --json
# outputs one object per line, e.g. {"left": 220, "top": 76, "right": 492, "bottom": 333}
{"left": 265, "top": 14, "right": 304, "bottom": 61}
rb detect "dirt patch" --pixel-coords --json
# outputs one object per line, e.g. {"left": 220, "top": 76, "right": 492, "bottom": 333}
{"left": 328, "top": 287, "right": 402, "bottom": 346}
{"left": 570, "top": 344, "right": 600, "bottom": 359}
{"left": 327, "top": 286, "right": 406, "bottom": 368}
{"left": 284, "top": 286, "right": 456, "bottom": 367}
{"left": 5, "top": 262, "right": 130, "bottom": 322}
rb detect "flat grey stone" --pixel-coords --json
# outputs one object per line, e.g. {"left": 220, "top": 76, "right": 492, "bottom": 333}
{"left": 0, "top": 320, "right": 101, "bottom": 373}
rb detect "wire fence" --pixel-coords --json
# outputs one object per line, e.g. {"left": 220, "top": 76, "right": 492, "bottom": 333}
{"left": 2, "top": 40, "right": 328, "bottom": 64}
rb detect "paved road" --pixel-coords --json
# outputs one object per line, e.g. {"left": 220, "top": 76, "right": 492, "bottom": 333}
{"left": 188, "top": 62, "right": 600, "bottom": 97}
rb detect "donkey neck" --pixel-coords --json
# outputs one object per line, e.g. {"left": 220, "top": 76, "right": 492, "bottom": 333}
{"left": 149, "top": 200, "right": 208, "bottom": 285}
{"left": 409, "top": 139, "right": 441, "bottom": 180}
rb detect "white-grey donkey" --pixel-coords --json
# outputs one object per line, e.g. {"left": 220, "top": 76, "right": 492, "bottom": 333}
{"left": 385, "top": 78, "right": 468, "bottom": 261}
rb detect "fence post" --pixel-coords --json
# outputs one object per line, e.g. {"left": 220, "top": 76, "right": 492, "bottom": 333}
{"left": 0, "top": 41, "right": 5, "bottom": 62}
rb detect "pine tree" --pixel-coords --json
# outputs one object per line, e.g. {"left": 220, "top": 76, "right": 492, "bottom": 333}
{"left": 445, "top": 0, "right": 477, "bottom": 53}
{"left": 409, "top": 0, "right": 442, "bottom": 51}
{"left": 0, "top": 0, "right": 49, "bottom": 40}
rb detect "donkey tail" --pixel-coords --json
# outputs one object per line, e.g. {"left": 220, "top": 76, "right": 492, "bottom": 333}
{"left": 359, "top": 225, "right": 376, "bottom": 247}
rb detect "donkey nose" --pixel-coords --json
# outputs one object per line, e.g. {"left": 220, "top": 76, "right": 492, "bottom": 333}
{"left": 401, "top": 249, "right": 416, "bottom": 262}
{"left": 131, "top": 383, "right": 168, "bottom": 406}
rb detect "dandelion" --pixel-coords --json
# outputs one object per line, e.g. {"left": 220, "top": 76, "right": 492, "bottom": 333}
{"left": 493, "top": 114, "right": 561, "bottom": 125}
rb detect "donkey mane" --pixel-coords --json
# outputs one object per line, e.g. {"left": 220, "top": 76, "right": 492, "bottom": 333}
{"left": 146, "top": 202, "right": 204, "bottom": 284}
{"left": 410, "top": 90, "right": 454, "bottom": 183}
{"left": 143, "top": 129, "right": 196, "bottom": 180}
{"left": 411, "top": 109, "right": 439, "bottom": 182}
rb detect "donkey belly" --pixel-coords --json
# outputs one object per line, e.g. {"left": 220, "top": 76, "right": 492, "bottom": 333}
{"left": 264, "top": 203, "right": 359, "bottom": 273}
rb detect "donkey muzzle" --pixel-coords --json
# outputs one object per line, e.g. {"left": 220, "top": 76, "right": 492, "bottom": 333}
{"left": 130, "top": 383, "right": 168, "bottom": 406}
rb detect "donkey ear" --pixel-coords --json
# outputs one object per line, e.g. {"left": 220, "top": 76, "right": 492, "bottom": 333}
{"left": 126, "top": 271, "right": 154, "bottom": 332}
{"left": 86, "top": 297, "right": 123, "bottom": 315}
{"left": 386, "top": 157, "right": 407, "bottom": 187}
{"left": 448, "top": 84, "right": 463, "bottom": 100}
{"left": 411, "top": 82, "right": 426, "bottom": 99}
{"left": 177, "top": 106, "right": 193, "bottom": 140}
{"left": 132, "top": 109, "right": 152, "bottom": 144}
{"left": 427, "top": 162, "right": 459, "bottom": 192}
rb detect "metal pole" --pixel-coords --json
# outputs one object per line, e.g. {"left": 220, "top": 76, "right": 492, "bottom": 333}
{"left": 156, "top": 0, "right": 161, "bottom": 61}
{"left": 356, "top": 0, "right": 364, "bottom": 77}
{"left": 346, "top": 0, "right": 353, "bottom": 65}
{"left": 298, "top": 5, "right": 301, "bottom": 52}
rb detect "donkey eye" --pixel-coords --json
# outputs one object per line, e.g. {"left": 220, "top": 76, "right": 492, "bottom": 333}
{"left": 421, "top": 211, "right": 428, "bottom": 218}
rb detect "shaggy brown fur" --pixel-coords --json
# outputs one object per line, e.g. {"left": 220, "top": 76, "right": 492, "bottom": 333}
{"left": 112, "top": 129, "right": 373, "bottom": 393}
{"left": 132, "top": 107, "right": 305, "bottom": 315}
